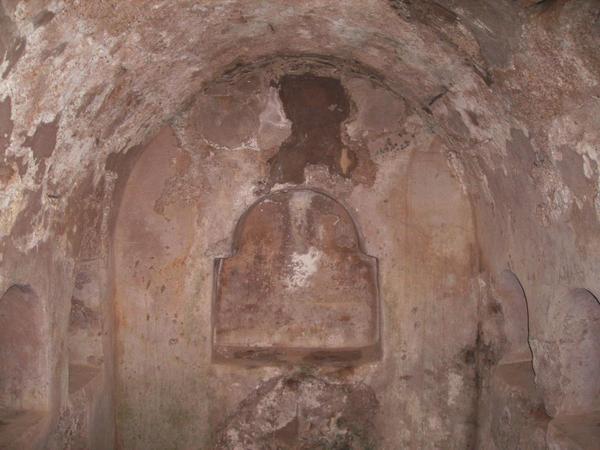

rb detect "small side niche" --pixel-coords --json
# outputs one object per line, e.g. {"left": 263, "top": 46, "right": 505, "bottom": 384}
{"left": 67, "top": 261, "right": 104, "bottom": 393}
{"left": 494, "top": 270, "right": 533, "bottom": 364}
{"left": 0, "top": 284, "right": 50, "bottom": 450}
{"left": 0, "top": 285, "right": 49, "bottom": 411}
{"left": 212, "top": 188, "right": 381, "bottom": 365}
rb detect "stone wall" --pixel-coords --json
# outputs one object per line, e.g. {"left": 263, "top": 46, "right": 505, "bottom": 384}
{"left": 0, "top": 1, "right": 599, "bottom": 448}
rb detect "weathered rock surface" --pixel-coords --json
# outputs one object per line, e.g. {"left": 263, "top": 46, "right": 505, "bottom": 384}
{"left": 1, "top": 0, "right": 599, "bottom": 448}
{"left": 530, "top": 288, "right": 600, "bottom": 417}
{"left": 214, "top": 374, "right": 379, "bottom": 450}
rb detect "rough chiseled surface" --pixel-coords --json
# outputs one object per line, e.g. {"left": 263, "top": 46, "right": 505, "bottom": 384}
{"left": 214, "top": 374, "right": 379, "bottom": 450}
{"left": 1, "top": 0, "right": 600, "bottom": 448}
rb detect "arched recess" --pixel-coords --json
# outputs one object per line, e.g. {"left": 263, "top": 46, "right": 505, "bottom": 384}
{"left": 532, "top": 288, "right": 600, "bottom": 417}
{"left": 0, "top": 284, "right": 49, "bottom": 412}
{"left": 111, "top": 55, "right": 480, "bottom": 450}
{"left": 478, "top": 271, "right": 546, "bottom": 450}
{"left": 494, "top": 270, "right": 532, "bottom": 364}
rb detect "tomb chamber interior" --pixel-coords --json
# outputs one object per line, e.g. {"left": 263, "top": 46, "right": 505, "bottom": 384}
{"left": 0, "top": 1, "right": 599, "bottom": 449}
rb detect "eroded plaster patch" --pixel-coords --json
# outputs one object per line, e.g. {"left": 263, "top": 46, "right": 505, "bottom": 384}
{"left": 284, "top": 247, "right": 322, "bottom": 290}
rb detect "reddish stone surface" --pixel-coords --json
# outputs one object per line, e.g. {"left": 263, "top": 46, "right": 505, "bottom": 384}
{"left": 213, "top": 189, "right": 380, "bottom": 365}
{"left": 0, "top": 285, "right": 46, "bottom": 411}
{"left": 0, "top": 96, "right": 13, "bottom": 155}
{"left": 268, "top": 75, "right": 355, "bottom": 184}
{"left": 1, "top": 37, "right": 25, "bottom": 79}
{"left": 23, "top": 115, "right": 60, "bottom": 160}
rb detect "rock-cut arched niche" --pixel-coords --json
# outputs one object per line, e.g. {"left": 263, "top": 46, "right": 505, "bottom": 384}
{"left": 212, "top": 188, "right": 381, "bottom": 365}
{"left": 494, "top": 270, "right": 532, "bottom": 364}
{"left": 0, "top": 285, "right": 49, "bottom": 412}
